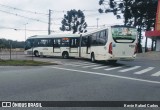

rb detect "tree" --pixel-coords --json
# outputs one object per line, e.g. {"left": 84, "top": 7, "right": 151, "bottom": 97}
{"left": 60, "top": 9, "right": 87, "bottom": 34}
{"left": 0, "top": 38, "right": 24, "bottom": 48}
{"left": 99, "top": 0, "right": 157, "bottom": 53}
{"left": 99, "top": 0, "right": 132, "bottom": 25}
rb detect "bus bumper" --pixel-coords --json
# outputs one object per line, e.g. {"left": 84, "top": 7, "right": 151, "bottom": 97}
{"left": 24, "top": 51, "right": 33, "bottom": 55}
{"left": 107, "top": 54, "right": 136, "bottom": 61}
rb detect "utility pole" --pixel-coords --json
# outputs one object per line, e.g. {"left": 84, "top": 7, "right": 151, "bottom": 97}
{"left": 48, "top": 9, "right": 52, "bottom": 35}
{"left": 24, "top": 23, "right": 28, "bottom": 41}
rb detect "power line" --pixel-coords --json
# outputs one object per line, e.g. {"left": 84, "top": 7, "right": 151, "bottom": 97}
{"left": 0, "top": 9, "right": 48, "bottom": 23}
{"left": 0, "top": 26, "right": 49, "bottom": 32}
{"left": 83, "top": 9, "right": 98, "bottom": 12}
{"left": 51, "top": 9, "right": 99, "bottom": 13}
{"left": 0, "top": 3, "right": 47, "bottom": 15}
{"left": 51, "top": 13, "right": 108, "bottom": 21}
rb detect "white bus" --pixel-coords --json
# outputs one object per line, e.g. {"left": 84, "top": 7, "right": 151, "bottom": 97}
{"left": 25, "top": 25, "right": 137, "bottom": 63}
{"left": 24, "top": 33, "right": 80, "bottom": 58}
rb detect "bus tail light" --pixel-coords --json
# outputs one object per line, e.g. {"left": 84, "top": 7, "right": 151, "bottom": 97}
{"left": 134, "top": 43, "right": 137, "bottom": 54}
{"left": 108, "top": 42, "right": 112, "bottom": 54}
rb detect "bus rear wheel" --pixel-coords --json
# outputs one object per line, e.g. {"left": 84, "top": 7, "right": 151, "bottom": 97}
{"left": 62, "top": 52, "right": 69, "bottom": 59}
{"left": 91, "top": 53, "right": 95, "bottom": 62}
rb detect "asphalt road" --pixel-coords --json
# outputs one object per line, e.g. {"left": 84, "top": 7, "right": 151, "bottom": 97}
{"left": 0, "top": 56, "right": 160, "bottom": 110}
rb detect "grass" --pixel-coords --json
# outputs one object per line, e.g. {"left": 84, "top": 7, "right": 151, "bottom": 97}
{"left": 0, "top": 60, "right": 57, "bottom": 66}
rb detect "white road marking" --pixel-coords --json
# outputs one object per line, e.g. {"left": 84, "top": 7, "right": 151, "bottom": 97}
{"left": 64, "top": 63, "right": 91, "bottom": 67}
{"left": 134, "top": 67, "right": 154, "bottom": 74}
{"left": 47, "top": 66, "right": 160, "bottom": 84}
{"left": 82, "top": 65, "right": 100, "bottom": 68}
{"left": 80, "top": 62, "right": 95, "bottom": 64}
{"left": 92, "top": 66, "right": 108, "bottom": 69}
{"left": 104, "top": 66, "right": 122, "bottom": 71}
{"left": 119, "top": 66, "right": 141, "bottom": 72}
{"left": 151, "top": 71, "right": 160, "bottom": 77}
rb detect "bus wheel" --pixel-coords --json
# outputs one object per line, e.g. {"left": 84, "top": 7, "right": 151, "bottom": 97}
{"left": 91, "top": 53, "right": 95, "bottom": 62}
{"left": 34, "top": 51, "right": 39, "bottom": 57}
{"left": 62, "top": 52, "right": 69, "bottom": 59}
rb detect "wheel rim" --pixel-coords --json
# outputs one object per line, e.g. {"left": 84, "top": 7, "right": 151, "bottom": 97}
{"left": 34, "top": 52, "right": 37, "bottom": 56}
{"left": 63, "top": 53, "right": 68, "bottom": 58}
{"left": 36, "top": 52, "right": 39, "bottom": 56}
{"left": 64, "top": 54, "right": 67, "bottom": 58}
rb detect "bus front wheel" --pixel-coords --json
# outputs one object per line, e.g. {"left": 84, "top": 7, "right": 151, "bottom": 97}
{"left": 62, "top": 52, "right": 69, "bottom": 59}
{"left": 34, "top": 51, "right": 39, "bottom": 57}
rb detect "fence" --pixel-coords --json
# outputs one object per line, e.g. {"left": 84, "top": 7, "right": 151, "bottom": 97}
{"left": 0, "top": 48, "right": 34, "bottom": 60}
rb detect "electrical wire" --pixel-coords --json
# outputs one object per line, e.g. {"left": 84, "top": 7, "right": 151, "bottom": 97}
{"left": 0, "top": 3, "right": 47, "bottom": 15}
{"left": 0, "top": 26, "right": 49, "bottom": 32}
{"left": 51, "top": 9, "right": 99, "bottom": 13}
{"left": 0, "top": 9, "right": 48, "bottom": 23}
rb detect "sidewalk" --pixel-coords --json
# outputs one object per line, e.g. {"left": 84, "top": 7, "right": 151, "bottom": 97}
{"left": 136, "top": 51, "right": 160, "bottom": 60}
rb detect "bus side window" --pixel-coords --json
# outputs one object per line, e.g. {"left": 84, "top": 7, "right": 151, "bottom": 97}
{"left": 37, "top": 39, "right": 48, "bottom": 47}
{"left": 54, "top": 39, "right": 61, "bottom": 47}
{"left": 75, "top": 38, "right": 79, "bottom": 47}
{"left": 98, "top": 30, "right": 107, "bottom": 45}
{"left": 81, "top": 36, "right": 87, "bottom": 46}
{"left": 105, "top": 29, "right": 108, "bottom": 42}
{"left": 34, "top": 39, "right": 39, "bottom": 47}
{"left": 70, "top": 38, "right": 79, "bottom": 47}
{"left": 62, "top": 38, "right": 69, "bottom": 47}
{"left": 91, "top": 33, "right": 97, "bottom": 46}
{"left": 47, "top": 38, "right": 53, "bottom": 46}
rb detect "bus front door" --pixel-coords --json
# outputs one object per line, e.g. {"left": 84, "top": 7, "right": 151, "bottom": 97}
{"left": 81, "top": 36, "right": 91, "bottom": 58}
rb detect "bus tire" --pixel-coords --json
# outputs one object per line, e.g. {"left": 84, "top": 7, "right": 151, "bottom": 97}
{"left": 62, "top": 52, "right": 69, "bottom": 59}
{"left": 91, "top": 53, "right": 95, "bottom": 62}
{"left": 34, "top": 51, "right": 39, "bottom": 57}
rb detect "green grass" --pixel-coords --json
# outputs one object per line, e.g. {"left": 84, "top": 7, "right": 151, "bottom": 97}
{"left": 0, "top": 60, "right": 57, "bottom": 66}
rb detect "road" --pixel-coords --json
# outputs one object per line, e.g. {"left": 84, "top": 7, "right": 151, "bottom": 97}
{"left": 0, "top": 56, "right": 160, "bottom": 110}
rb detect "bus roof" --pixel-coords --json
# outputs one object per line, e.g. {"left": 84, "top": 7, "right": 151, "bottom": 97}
{"left": 82, "top": 25, "right": 136, "bottom": 36}
{"left": 27, "top": 33, "right": 80, "bottom": 39}
{"left": 82, "top": 27, "right": 109, "bottom": 36}
{"left": 111, "top": 25, "right": 136, "bottom": 28}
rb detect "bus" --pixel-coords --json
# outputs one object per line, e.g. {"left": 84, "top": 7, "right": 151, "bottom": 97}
{"left": 24, "top": 25, "right": 137, "bottom": 63}
{"left": 24, "top": 33, "right": 80, "bottom": 58}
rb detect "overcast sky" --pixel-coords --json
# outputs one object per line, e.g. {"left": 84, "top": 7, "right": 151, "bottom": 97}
{"left": 0, "top": 0, "right": 150, "bottom": 47}
{"left": 0, "top": 0, "right": 124, "bottom": 41}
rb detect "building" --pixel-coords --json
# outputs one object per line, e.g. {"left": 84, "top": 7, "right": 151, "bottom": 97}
{"left": 145, "top": 0, "right": 160, "bottom": 51}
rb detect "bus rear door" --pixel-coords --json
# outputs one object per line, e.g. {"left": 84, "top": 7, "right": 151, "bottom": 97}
{"left": 53, "top": 38, "right": 61, "bottom": 53}
{"left": 69, "top": 38, "right": 79, "bottom": 57}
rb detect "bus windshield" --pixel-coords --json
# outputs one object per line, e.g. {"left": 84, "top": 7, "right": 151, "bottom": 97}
{"left": 25, "top": 39, "right": 33, "bottom": 50}
{"left": 112, "top": 27, "right": 137, "bottom": 43}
